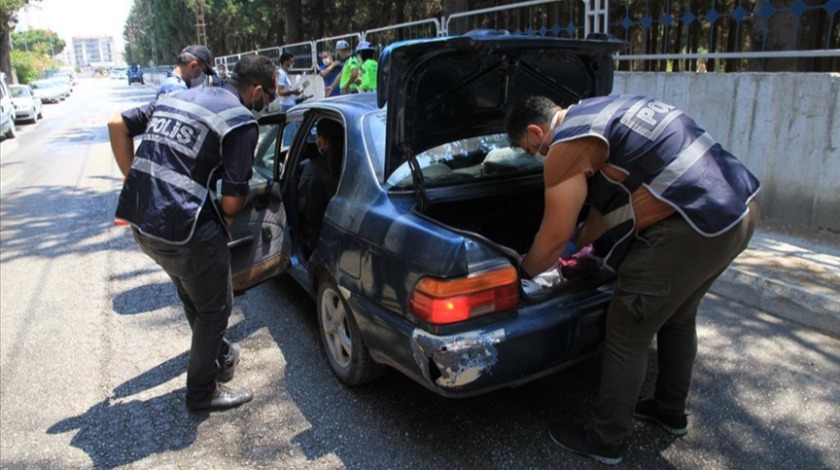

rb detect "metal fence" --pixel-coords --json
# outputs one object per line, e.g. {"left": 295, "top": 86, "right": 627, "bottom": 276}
{"left": 213, "top": 0, "right": 840, "bottom": 74}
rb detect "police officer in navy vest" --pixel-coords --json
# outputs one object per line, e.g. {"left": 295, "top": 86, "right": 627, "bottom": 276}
{"left": 108, "top": 55, "right": 278, "bottom": 412}
{"left": 507, "top": 95, "right": 760, "bottom": 464}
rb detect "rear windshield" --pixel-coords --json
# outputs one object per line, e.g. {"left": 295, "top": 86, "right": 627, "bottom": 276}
{"left": 363, "top": 109, "right": 544, "bottom": 189}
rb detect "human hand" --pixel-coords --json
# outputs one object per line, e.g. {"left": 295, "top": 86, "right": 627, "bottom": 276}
{"left": 325, "top": 85, "right": 334, "bottom": 96}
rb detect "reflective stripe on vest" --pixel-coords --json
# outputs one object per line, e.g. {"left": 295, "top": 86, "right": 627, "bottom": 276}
{"left": 116, "top": 86, "right": 256, "bottom": 243}
{"left": 552, "top": 95, "right": 760, "bottom": 270}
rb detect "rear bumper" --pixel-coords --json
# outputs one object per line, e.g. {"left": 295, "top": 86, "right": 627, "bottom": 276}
{"left": 348, "top": 285, "right": 612, "bottom": 397}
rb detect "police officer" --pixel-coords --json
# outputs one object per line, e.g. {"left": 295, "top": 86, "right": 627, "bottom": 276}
{"left": 506, "top": 95, "right": 760, "bottom": 464}
{"left": 108, "top": 55, "right": 278, "bottom": 412}
{"left": 156, "top": 45, "right": 215, "bottom": 100}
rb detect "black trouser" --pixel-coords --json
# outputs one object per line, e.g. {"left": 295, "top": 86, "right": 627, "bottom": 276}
{"left": 591, "top": 201, "right": 757, "bottom": 446}
{"left": 133, "top": 222, "right": 235, "bottom": 404}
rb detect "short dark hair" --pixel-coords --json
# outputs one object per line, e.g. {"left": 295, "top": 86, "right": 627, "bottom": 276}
{"left": 280, "top": 52, "right": 294, "bottom": 64}
{"left": 177, "top": 51, "right": 198, "bottom": 66}
{"left": 229, "top": 55, "right": 277, "bottom": 91}
{"left": 505, "top": 96, "right": 558, "bottom": 145}
{"left": 317, "top": 119, "right": 343, "bottom": 147}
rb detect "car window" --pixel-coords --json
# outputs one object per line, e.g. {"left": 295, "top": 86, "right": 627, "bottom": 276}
{"left": 253, "top": 123, "right": 280, "bottom": 179}
{"left": 11, "top": 87, "right": 28, "bottom": 98}
{"left": 362, "top": 110, "right": 387, "bottom": 181}
{"left": 384, "top": 134, "right": 541, "bottom": 188}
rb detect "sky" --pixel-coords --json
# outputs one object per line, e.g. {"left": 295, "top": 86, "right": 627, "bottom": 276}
{"left": 15, "top": 0, "right": 134, "bottom": 57}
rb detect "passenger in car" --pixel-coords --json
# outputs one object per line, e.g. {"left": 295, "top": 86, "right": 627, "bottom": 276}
{"left": 298, "top": 119, "right": 344, "bottom": 254}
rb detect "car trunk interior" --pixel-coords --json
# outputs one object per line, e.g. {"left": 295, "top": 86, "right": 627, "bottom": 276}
{"left": 418, "top": 186, "right": 615, "bottom": 300}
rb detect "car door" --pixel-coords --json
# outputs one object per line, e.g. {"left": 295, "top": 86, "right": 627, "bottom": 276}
{"left": 227, "top": 112, "right": 291, "bottom": 293}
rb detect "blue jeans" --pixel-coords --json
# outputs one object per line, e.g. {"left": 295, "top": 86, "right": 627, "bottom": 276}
{"left": 591, "top": 202, "right": 757, "bottom": 446}
{"left": 133, "top": 222, "right": 235, "bottom": 403}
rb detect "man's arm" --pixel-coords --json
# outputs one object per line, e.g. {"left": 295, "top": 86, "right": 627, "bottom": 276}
{"left": 108, "top": 114, "right": 135, "bottom": 177}
{"left": 521, "top": 173, "right": 588, "bottom": 277}
{"left": 218, "top": 124, "right": 259, "bottom": 225}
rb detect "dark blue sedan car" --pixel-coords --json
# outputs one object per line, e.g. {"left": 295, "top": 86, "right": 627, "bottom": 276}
{"left": 227, "top": 32, "right": 623, "bottom": 397}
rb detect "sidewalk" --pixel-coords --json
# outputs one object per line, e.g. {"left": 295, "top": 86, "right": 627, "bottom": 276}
{"left": 711, "top": 220, "right": 840, "bottom": 337}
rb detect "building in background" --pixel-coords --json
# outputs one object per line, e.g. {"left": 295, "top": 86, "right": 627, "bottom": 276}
{"left": 72, "top": 36, "right": 116, "bottom": 68}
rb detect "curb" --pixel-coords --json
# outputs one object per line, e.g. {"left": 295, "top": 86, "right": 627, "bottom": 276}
{"left": 711, "top": 267, "right": 840, "bottom": 337}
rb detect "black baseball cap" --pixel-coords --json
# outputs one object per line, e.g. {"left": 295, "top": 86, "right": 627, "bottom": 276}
{"left": 182, "top": 45, "right": 216, "bottom": 76}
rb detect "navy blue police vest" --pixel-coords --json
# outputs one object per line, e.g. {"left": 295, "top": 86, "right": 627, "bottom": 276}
{"left": 551, "top": 95, "right": 760, "bottom": 270}
{"left": 115, "top": 87, "right": 256, "bottom": 244}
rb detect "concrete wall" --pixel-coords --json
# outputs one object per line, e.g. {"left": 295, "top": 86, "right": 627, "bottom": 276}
{"left": 613, "top": 72, "right": 840, "bottom": 234}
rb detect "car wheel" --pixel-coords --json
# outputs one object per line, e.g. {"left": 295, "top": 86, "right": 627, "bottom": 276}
{"left": 317, "top": 277, "right": 386, "bottom": 386}
{"left": 37, "top": 110, "right": 43, "bottom": 120}
{"left": 5, "top": 119, "right": 16, "bottom": 139}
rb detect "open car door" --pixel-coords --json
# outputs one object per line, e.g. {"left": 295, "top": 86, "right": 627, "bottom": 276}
{"left": 228, "top": 112, "right": 290, "bottom": 293}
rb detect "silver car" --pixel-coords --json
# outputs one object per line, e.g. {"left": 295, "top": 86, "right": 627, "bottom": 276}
{"left": 30, "top": 80, "right": 64, "bottom": 104}
{"left": 10, "top": 85, "right": 43, "bottom": 123}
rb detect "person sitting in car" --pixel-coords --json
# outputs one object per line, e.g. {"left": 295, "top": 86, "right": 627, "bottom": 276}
{"left": 298, "top": 119, "right": 344, "bottom": 253}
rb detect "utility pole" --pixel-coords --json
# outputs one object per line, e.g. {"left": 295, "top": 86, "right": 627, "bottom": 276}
{"left": 195, "top": 0, "right": 207, "bottom": 46}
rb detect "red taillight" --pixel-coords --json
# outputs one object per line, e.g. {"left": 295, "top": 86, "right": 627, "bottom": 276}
{"left": 409, "top": 266, "right": 519, "bottom": 325}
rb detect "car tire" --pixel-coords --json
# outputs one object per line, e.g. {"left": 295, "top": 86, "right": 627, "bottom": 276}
{"left": 4, "top": 119, "right": 16, "bottom": 139}
{"left": 37, "top": 110, "right": 43, "bottom": 120}
{"left": 316, "top": 276, "right": 386, "bottom": 386}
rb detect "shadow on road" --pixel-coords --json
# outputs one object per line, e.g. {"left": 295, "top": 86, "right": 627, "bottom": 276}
{"left": 46, "top": 391, "right": 206, "bottom": 469}
{"left": 0, "top": 182, "right": 132, "bottom": 265}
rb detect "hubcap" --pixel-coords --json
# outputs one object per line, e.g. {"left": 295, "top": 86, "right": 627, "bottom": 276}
{"left": 321, "top": 288, "right": 352, "bottom": 368}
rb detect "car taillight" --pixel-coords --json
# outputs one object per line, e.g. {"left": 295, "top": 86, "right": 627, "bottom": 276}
{"left": 409, "top": 266, "right": 519, "bottom": 325}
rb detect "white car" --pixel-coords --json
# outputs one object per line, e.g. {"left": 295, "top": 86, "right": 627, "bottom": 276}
{"left": 10, "top": 85, "right": 43, "bottom": 123}
{"left": 0, "top": 76, "right": 14, "bottom": 139}
{"left": 110, "top": 67, "right": 128, "bottom": 80}
{"left": 29, "top": 80, "right": 64, "bottom": 104}
{"left": 47, "top": 77, "right": 71, "bottom": 98}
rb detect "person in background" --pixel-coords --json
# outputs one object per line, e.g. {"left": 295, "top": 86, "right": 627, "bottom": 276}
{"left": 355, "top": 41, "right": 378, "bottom": 93}
{"left": 277, "top": 52, "right": 302, "bottom": 112}
{"left": 298, "top": 119, "right": 344, "bottom": 255}
{"left": 334, "top": 40, "right": 360, "bottom": 94}
{"left": 108, "top": 55, "right": 278, "bottom": 412}
{"left": 507, "top": 94, "right": 759, "bottom": 464}
{"left": 156, "top": 45, "right": 215, "bottom": 99}
{"left": 319, "top": 49, "right": 342, "bottom": 97}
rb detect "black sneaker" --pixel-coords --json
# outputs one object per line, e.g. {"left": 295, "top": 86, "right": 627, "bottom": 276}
{"left": 634, "top": 398, "right": 688, "bottom": 436}
{"left": 218, "top": 343, "right": 241, "bottom": 383}
{"left": 548, "top": 424, "right": 625, "bottom": 465}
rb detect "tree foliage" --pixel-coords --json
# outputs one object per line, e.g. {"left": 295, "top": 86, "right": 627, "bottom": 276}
{"left": 1, "top": 0, "right": 39, "bottom": 78}
{"left": 12, "top": 29, "right": 66, "bottom": 56}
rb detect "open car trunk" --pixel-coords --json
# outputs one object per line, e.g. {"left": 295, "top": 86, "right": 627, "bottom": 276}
{"left": 419, "top": 188, "right": 615, "bottom": 301}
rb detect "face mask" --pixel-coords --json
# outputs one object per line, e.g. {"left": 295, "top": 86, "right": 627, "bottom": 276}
{"left": 322, "top": 58, "right": 331, "bottom": 66}
{"left": 248, "top": 88, "right": 267, "bottom": 119}
{"left": 190, "top": 70, "right": 205, "bottom": 89}
{"left": 534, "top": 111, "right": 561, "bottom": 157}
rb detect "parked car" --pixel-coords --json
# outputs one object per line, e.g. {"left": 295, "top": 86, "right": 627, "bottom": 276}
{"left": 47, "top": 77, "right": 71, "bottom": 98}
{"left": 52, "top": 73, "right": 75, "bottom": 93}
{"left": 29, "top": 80, "right": 64, "bottom": 104}
{"left": 0, "top": 74, "right": 15, "bottom": 139}
{"left": 226, "top": 32, "right": 623, "bottom": 397}
{"left": 9, "top": 85, "right": 43, "bottom": 123}
{"left": 127, "top": 65, "right": 145, "bottom": 85}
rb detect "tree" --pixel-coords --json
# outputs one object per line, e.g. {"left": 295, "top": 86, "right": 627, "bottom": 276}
{"left": 11, "top": 28, "right": 65, "bottom": 56}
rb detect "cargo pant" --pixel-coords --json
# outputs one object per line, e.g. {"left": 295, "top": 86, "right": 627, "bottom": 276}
{"left": 133, "top": 221, "right": 236, "bottom": 404}
{"left": 591, "top": 201, "right": 758, "bottom": 446}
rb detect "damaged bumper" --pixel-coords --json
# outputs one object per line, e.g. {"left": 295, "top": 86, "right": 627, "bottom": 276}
{"left": 348, "top": 286, "right": 612, "bottom": 398}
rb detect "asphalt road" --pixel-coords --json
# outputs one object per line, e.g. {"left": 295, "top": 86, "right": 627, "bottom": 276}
{"left": 1, "top": 79, "right": 838, "bottom": 470}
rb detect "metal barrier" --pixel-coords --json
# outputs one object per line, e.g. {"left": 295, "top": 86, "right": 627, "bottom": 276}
{"left": 214, "top": 0, "right": 839, "bottom": 74}
{"left": 256, "top": 46, "right": 282, "bottom": 66}
{"left": 445, "top": 0, "right": 587, "bottom": 38}
{"left": 363, "top": 18, "right": 442, "bottom": 46}
{"left": 281, "top": 41, "right": 317, "bottom": 73}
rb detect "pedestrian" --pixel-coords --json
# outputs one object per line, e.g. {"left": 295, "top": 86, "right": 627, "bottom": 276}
{"left": 156, "top": 44, "right": 215, "bottom": 100}
{"left": 277, "top": 52, "right": 302, "bottom": 112}
{"left": 333, "top": 40, "right": 360, "bottom": 95}
{"left": 506, "top": 95, "right": 760, "bottom": 464}
{"left": 107, "top": 55, "right": 278, "bottom": 412}
{"left": 355, "top": 41, "right": 378, "bottom": 93}
{"left": 318, "top": 49, "right": 342, "bottom": 97}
